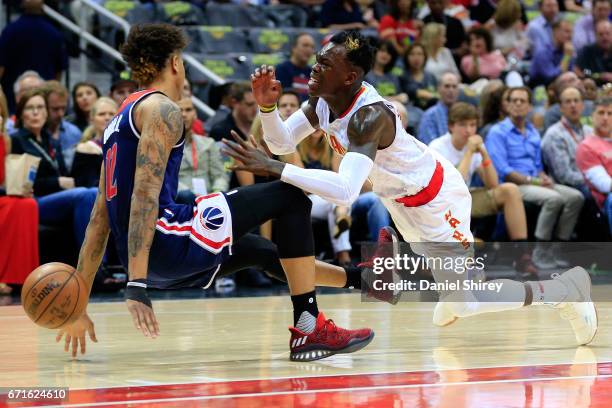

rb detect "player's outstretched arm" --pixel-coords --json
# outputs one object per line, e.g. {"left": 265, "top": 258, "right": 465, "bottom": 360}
{"left": 252, "top": 65, "right": 319, "bottom": 155}
{"left": 126, "top": 95, "right": 183, "bottom": 339}
{"left": 223, "top": 104, "right": 392, "bottom": 206}
{"left": 56, "top": 163, "right": 109, "bottom": 357}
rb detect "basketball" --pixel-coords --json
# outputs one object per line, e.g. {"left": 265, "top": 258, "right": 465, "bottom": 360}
{"left": 21, "top": 263, "right": 88, "bottom": 329}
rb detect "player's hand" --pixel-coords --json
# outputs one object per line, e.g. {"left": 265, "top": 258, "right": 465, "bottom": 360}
{"left": 467, "top": 135, "right": 483, "bottom": 153}
{"left": 126, "top": 299, "right": 160, "bottom": 338}
{"left": 59, "top": 177, "right": 75, "bottom": 190}
{"left": 251, "top": 65, "right": 282, "bottom": 107}
{"left": 221, "top": 131, "right": 285, "bottom": 177}
{"left": 540, "top": 173, "right": 554, "bottom": 187}
{"left": 56, "top": 312, "right": 97, "bottom": 358}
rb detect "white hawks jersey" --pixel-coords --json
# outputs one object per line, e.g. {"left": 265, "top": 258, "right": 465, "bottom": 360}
{"left": 315, "top": 82, "right": 437, "bottom": 199}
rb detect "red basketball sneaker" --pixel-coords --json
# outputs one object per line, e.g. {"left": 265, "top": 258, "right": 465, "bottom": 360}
{"left": 359, "top": 226, "right": 401, "bottom": 305}
{"left": 289, "top": 312, "right": 374, "bottom": 361}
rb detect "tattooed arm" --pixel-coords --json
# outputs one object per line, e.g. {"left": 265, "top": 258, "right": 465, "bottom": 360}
{"left": 128, "top": 95, "right": 183, "bottom": 281}
{"left": 123, "top": 95, "right": 182, "bottom": 339}
{"left": 76, "top": 164, "right": 111, "bottom": 291}
{"left": 55, "top": 163, "right": 109, "bottom": 357}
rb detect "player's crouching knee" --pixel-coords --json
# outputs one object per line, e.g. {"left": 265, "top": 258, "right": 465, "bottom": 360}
{"left": 281, "top": 182, "right": 312, "bottom": 213}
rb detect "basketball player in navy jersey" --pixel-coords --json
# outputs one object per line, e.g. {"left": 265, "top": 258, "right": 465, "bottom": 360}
{"left": 55, "top": 24, "right": 380, "bottom": 362}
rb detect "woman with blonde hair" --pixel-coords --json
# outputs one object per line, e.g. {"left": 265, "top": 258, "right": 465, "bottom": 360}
{"left": 491, "top": 0, "right": 528, "bottom": 59}
{"left": 71, "top": 97, "right": 118, "bottom": 187}
{"left": 421, "top": 23, "right": 460, "bottom": 80}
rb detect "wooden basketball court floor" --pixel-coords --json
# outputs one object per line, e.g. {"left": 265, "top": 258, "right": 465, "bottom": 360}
{"left": 1, "top": 290, "right": 611, "bottom": 407}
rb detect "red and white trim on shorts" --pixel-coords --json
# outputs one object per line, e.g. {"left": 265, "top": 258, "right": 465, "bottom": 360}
{"left": 156, "top": 191, "right": 232, "bottom": 253}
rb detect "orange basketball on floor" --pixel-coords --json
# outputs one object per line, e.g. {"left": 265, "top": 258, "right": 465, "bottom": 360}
{"left": 21, "top": 263, "right": 88, "bottom": 329}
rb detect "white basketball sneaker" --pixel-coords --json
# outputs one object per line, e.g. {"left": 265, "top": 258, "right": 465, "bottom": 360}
{"left": 553, "top": 267, "right": 598, "bottom": 346}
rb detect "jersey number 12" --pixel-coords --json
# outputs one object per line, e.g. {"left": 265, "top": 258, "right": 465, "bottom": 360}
{"left": 105, "top": 143, "right": 118, "bottom": 200}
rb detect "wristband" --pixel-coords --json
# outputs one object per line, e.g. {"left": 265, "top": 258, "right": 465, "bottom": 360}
{"left": 259, "top": 104, "right": 277, "bottom": 113}
{"left": 482, "top": 159, "right": 492, "bottom": 167}
{"left": 125, "top": 279, "right": 152, "bottom": 308}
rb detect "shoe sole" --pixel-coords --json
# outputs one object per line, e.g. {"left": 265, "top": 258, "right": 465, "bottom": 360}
{"left": 290, "top": 331, "right": 375, "bottom": 362}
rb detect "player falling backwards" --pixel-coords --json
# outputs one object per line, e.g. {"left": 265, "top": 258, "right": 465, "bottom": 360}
{"left": 222, "top": 30, "right": 598, "bottom": 346}
{"left": 55, "top": 24, "right": 400, "bottom": 362}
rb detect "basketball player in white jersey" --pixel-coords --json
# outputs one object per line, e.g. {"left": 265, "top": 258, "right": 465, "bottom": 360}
{"left": 222, "top": 30, "right": 598, "bottom": 346}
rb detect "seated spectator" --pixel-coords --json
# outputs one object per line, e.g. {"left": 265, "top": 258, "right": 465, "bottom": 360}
{"left": 0, "top": 86, "right": 39, "bottom": 295}
{"left": 526, "top": 0, "right": 560, "bottom": 54}
{"left": 486, "top": 86, "right": 584, "bottom": 268}
{"left": 479, "top": 81, "right": 508, "bottom": 138}
{"left": 378, "top": 0, "right": 421, "bottom": 55}
{"left": 204, "top": 83, "right": 232, "bottom": 135}
{"left": 558, "top": 0, "right": 589, "bottom": 15}
{"left": 544, "top": 72, "right": 595, "bottom": 130}
{"left": 182, "top": 78, "right": 205, "bottom": 136}
{"left": 423, "top": 0, "right": 467, "bottom": 58}
{"left": 42, "top": 80, "right": 82, "bottom": 172}
{"left": 583, "top": 77, "right": 598, "bottom": 101}
{"left": 71, "top": 97, "right": 118, "bottom": 188}
{"left": 430, "top": 103, "right": 535, "bottom": 275}
{"left": 576, "top": 97, "right": 612, "bottom": 235}
{"left": 275, "top": 33, "right": 315, "bottom": 101}
{"left": 5, "top": 70, "right": 44, "bottom": 135}
{"left": 422, "top": 23, "right": 460, "bottom": 80}
{"left": 461, "top": 26, "right": 507, "bottom": 82}
{"left": 356, "top": 0, "right": 383, "bottom": 29}
{"left": 320, "top": 0, "right": 372, "bottom": 30}
{"left": 400, "top": 43, "right": 438, "bottom": 110}
{"left": 109, "top": 74, "right": 138, "bottom": 106}
{"left": 418, "top": 72, "right": 460, "bottom": 144}
{"left": 490, "top": 0, "right": 528, "bottom": 59}
{"left": 0, "top": 0, "right": 68, "bottom": 114}
{"left": 365, "top": 39, "right": 408, "bottom": 104}
{"left": 66, "top": 82, "right": 101, "bottom": 131}
{"left": 542, "top": 87, "right": 591, "bottom": 192}
{"left": 210, "top": 82, "right": 258, "bottom": 187}
{"left": 10, "top": 89, "right": 98, "bottom": 250}
{"left": 575, "top": 20, "right": 612, "bottom": 86}
{"left": 529, "top": 19, "right": 574, "bottom": 87}
{"left": 573, "top": 0, "right": 611, "bottom": 53}
{"left": 176, "top": 96, "right": 229, "bottom": 205}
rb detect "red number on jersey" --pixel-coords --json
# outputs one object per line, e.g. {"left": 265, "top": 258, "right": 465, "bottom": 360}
{"left": 328, "top": 134, "right": 347, "bottom": 155}
{"left": 105, "top": 143, "right": 118, "bottom": 200}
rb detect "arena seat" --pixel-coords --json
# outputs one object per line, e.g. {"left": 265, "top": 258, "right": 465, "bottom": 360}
{"left": 198, "top": 26, "right": 252, "bottom": 54}
{"left": 247, "top": 28, "right": 292, "bottom": 54}
{"left": 163, "top": 1, "right": 206, "bottom": 26}
{"left": 204, "top": 3, "right": 272, "bottom": 27}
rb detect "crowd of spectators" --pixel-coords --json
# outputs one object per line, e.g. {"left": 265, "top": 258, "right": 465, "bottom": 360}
{"left": 0, "top": 0, "right": 611, "bottom": 296}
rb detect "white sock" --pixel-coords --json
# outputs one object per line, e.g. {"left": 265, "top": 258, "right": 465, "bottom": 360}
{"left": 448, "top": 279, "right": 526, "bottom": 317}
{"left": 296, "top": 311, "right": 316, "bottom": 334}
{"left": 528, "top": 280, "right": 568, "bottom": 306}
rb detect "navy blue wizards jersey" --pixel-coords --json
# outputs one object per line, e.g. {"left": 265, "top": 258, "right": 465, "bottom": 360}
{"left": 103, "top": 90, "right": 233, "bottom": 289}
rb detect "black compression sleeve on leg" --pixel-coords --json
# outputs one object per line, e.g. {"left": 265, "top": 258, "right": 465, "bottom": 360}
{"left": 225, "top": 181, "right": 314, "bottom": 258}
{"left": 216, "top": 233, "right": 287, "bottom": 282}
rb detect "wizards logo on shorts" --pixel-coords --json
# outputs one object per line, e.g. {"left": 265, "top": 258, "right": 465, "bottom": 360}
{"left": 200, "top": 206, "right": 224, "bottom": 231}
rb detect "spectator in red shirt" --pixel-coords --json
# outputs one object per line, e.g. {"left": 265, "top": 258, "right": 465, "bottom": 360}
{"left": 576, "top": 97, "right": 612, "bottom": 235}
{"left": 0, "top": 85, "right": 39, "bottom": 294}
{"left": 378, "top": 0, "right": 422, "bottom": 55}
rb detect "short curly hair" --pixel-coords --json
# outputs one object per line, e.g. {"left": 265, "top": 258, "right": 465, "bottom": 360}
{"left": 330, "top": 30, "right": 376, "bottom": 75}
{"left": 120, "top": 23, "right": 187, "bottom": 86}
